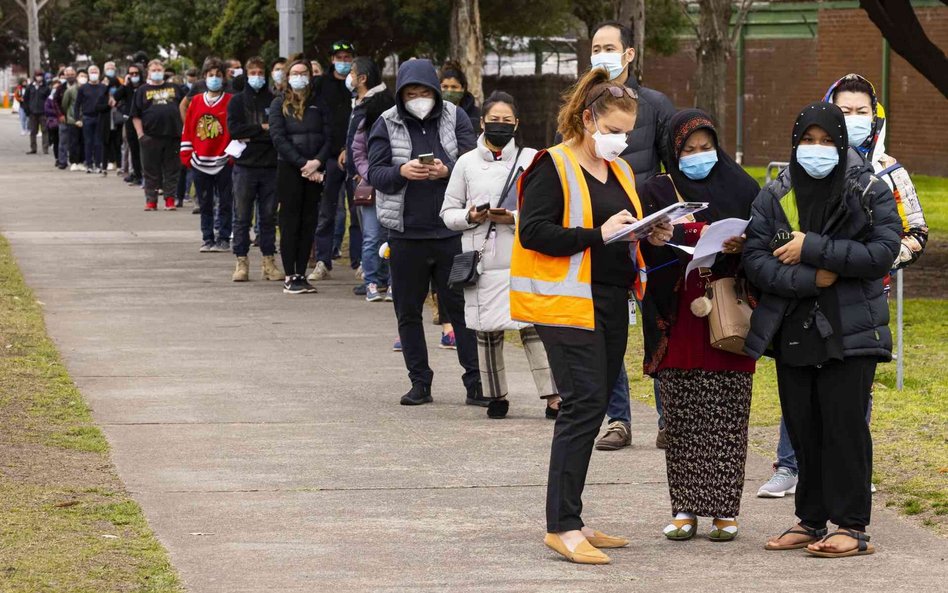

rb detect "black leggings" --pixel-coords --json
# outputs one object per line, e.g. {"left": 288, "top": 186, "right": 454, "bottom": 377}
{"left": 535, "top": 283, "right": 629, "bottom": 532}
{"left": 776, "top": 357, "right": 876, "bottom": 531}
{"left": 277, "top": 161, "right": 322, "bottom": 276}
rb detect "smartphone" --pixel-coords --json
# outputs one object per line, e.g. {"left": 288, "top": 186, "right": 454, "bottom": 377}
{"left": 488, "top": 208, "right": 507, "bottom": 215}
{"left": 475, "top": 202, "right": 491, "bottom": 212}
{"left": 770, "top": 229, "right": 793, "bottom": 251}
{"left": 418, "top": 153, "right": 435, "bottom": 165}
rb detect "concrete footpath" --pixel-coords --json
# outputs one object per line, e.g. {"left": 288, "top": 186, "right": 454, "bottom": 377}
{"left": 0, "top": 118, "right": 944, "bottom": 592}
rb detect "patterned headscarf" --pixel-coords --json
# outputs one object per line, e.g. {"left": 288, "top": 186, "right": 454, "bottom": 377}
{"left": 822, "top": 73, "right": 886, "bottom": 158}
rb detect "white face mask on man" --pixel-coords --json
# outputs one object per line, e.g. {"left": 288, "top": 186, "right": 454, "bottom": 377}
{"left": 589, "top": 111, "right": 628, "bottom": 161}
{"left": 405, "top": 97, "right": 435, "bottom": 120}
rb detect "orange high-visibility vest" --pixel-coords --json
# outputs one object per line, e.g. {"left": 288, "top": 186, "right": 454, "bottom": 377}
{"left": 510, "top": 143, "right": 646, "bottom": 331}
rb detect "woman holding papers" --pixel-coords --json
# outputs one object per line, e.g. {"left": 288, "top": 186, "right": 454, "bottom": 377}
{"left": 511, "top": 67, "right": 671, "bottom": 565}
{"left": 744, "top": 102, "right": 900, "bottom": 557}
{"left": 637, "top": 109, "right": 759, "bottom": 542}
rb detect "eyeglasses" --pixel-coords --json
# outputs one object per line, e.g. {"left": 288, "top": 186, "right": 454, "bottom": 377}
{"left": 332, "top": 41, "right": 354, "bottom": 53}
{"left": 585, "top": 85, "right": 638, "bottom": 109}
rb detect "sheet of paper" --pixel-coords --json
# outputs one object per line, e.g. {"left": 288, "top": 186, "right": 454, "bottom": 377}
{"left": 666, "top": 243, "right": 696, "bottom": 255}
{"left": 224, "top": 140, "right": 247, "bottom": 158}
{"left": 684, "top": 217, "right": 751, "bottom": 277}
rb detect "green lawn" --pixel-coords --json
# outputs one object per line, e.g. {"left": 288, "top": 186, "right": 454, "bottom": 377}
{"left": 0, "top": 236, "right": 182, "bottom": 593}
{"left": 622, "top": 298, "right": 948, "bottom": 533}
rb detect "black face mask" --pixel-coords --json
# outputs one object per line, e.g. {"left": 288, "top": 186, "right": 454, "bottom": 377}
{"left": 484, "top": 122, "right": 516, "bottom": 148}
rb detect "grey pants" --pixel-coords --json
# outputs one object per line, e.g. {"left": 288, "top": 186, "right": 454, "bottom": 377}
{"left": 29, "top": 114, "right": 49, "bottom": 153}
{"left": 476, "top": 326, "right": 557, "bottom": 399}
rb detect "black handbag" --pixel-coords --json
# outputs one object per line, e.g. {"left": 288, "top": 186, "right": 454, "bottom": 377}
{"left": 447, "top": 148, "right": 523, "bottom": 290}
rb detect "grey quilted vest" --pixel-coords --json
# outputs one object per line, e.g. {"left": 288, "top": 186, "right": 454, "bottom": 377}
{"left": 376, "top": 102, "right": 459, "bottom": 232}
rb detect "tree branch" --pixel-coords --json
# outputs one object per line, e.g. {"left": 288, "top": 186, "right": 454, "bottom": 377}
{"left": 679, "top": 1, "right": 699, "bottom": 36}
{"left": 14, "top": 0, "right": 27, "bottom": 11}
{"left": 730, "top": 0, "right": 755, "bottom": 47}
{"left": 38, "top": 0, "right": 52, "bottom": 11}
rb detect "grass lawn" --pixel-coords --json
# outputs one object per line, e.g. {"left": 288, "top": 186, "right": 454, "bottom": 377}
{"left": 621, "top": 298, "right": 948, "bottom": 534}
{"left": 0, "top": 236, "right": 182, "bottom": 592}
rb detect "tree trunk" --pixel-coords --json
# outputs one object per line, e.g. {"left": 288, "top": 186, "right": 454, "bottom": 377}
{"left": 25, "top": 0, "right": 42, "bottom": 74}
{"left": 694, "top": 0, "right": 732, "bottom": 142}
{"left": 450, "top": 0, "right": 485, "bottom": 104}
{"left": 618, "top": 0, "right": 646, "bottom": 82}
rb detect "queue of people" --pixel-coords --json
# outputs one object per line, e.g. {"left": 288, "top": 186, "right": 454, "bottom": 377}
{"left": 20, "top": 19, "right": 927, "bottom": 565}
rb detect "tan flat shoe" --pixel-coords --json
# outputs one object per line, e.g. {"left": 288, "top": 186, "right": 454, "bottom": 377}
{"left": 544, "top": 533, "right": 611, "bottom": 565}
{"left": 586, "top": 530, "right": 629, "bottom": 549}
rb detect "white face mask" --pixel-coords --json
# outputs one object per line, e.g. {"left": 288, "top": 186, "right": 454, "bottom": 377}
{"left": 405, "top": 97, "right": 435, "bottom": 120}
{"left": 271, "top": 70, "right": 285, "bottom": 84}
{"left": 590, "top": 52, "right": 626, "bottom": 81}
{"left": 590, "top": 112, "right": 627, "bottom": 161}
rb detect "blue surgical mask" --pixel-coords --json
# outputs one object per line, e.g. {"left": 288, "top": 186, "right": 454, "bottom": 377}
{"left": 149, "top": 71, "right": 164, "bottom": 83}
{"left": 206, "top": 76, "right": 223, "bottom": 92}
{"left": 845, "top": 115, "right": 873, "bottom": 148}
{"left": 679, "top": 150, "right": 718, "bottom": 180}
{"left": 796, "top": 144, "right": 840, "bottom": 179}
{"left": 590, "top": 52, "right": 626, "bottom": 80}
{"left": 105, "top": 69, "right": 116, "bottom": 78}
{"left": 271, "top": 70, "right": 284, "bottom": 84}
{"left": 288, "top": 75, "right": 309, "bottom": 91}
{"left": 247, "top": 75, "right": 266, "bottom": 90}
{"left": 334, "top": 61, "right": 352, "bottom": 76}
{"left": 129, "top": 75, "right": 140, "bottom": 85}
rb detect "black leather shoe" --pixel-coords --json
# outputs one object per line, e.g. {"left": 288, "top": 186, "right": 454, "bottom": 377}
{"left": 353, "top": 284, "right": 367, "bottom": 296}
{"left": 465, "top": 384, "right": 490, "bottom": 407}
{"left": 400, "top": 384, "right": 433, "bottom": 406}
{"left": 487, "top": 398, "right": 509, "bottom": 419}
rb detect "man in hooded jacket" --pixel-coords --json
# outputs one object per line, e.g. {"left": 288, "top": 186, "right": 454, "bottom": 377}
{"left": 367, "top": 59, "right": 483, "bottom": 407}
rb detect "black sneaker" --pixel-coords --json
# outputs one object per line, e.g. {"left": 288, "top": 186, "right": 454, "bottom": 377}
{"left": 299, "top": 278, "right": 318, "bottom": 293}
{"left": 465, "top": 384, "right": 490, "bottom": 407}
{"left": 283, "top": 275, "right": 306, "bottom": 295}
{"left": 199, "top": 241, "right": 215, "bottom": 252}
{"left": 353, "top": 284, "right": 367, "bottom": 296}
{"left": 487, "top": 398, "right": 509, "bottom": 419}
{"left": 400, "top": 384, "right": 433, "bottom": 406}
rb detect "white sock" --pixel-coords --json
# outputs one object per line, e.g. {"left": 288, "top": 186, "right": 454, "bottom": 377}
{"left": 714, "top": 517, "right": 738, "bottom": 534}
{"left": 664, "top": 512, "right": 696, "bottom": 534}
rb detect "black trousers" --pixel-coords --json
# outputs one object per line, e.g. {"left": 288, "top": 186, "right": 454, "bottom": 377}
{"left": 389, "top": 236, "right": 479, "bottom": 391}
{"left": 67, "top": 123, "right": 83, "bottom": 164}
{"left": 105, "top": 125, "right": 122, "bottom": 165}
{"left": 776, "top": 356, "right": 876, "bottom": 531}
{"left": 46, "top": 125, "right": 59, "bottom": 161}
{"left": 536, "top": 284, "right": 629, "bottom": 532}
{"left": 314, "top": 159, "right": 346, "bottom": 268}
{"left": 277, "top": 161, "right": 321, "bottom": 276}
{"left": 125, "top": 121, "right": 142, "bottom": 178}
{"left": 140, "top": 135, "right": 180, "bottom": 202}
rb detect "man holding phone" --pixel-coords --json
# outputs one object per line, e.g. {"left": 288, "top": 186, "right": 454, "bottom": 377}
{"left": 367, "top": 58, "right": 481, "bottom": 407}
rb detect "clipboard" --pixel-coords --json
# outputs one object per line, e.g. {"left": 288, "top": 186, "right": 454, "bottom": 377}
{"left": 604, "top": 201, "right": 709, "bottom": 244}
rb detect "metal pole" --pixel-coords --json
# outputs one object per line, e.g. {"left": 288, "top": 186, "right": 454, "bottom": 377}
{"left": 735, "top": 24, "right": 745, "bottom": 165}
{"left": 896, "top": 268, "right": 904, "bottom": 390}
{"left": 881, "top": 38, "right": 891, "bottom": 107}
{"left": 277, "top": 0, "right": 304, "bottom": 58}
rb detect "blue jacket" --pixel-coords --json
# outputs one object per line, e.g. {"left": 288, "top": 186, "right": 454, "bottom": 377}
{"left": 367, "top": 59, "right": 477, "bottom": 239}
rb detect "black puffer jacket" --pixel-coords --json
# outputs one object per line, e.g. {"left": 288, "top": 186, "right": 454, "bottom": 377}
{"left": 742, "top": 149, "right": 902, "bottom": 361}
{"left": 622, "top": 77, "right": 675, "bottom": 191}
{"left": 268, "top": 93, "right": 332, "bottom": 169}
{"left": 228, "top": 85, "right": 277, "bottom": 169}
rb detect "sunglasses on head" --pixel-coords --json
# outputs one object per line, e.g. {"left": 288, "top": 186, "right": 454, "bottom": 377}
{"left": 332, "top": 42, "right": 354, "bottom": 53}
{"left": 585, "top": 85, "right": 638, "bottom": 109}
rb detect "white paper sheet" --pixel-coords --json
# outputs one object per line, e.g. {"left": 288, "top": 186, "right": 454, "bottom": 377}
{"left": 684, "top": 217, "right": 751, "bottom": 277}
{"left": 224, "top": 140, "right": 247, "bottom": 158}
{"left": 604, "top": 202, "right": 709, "bottom": 244}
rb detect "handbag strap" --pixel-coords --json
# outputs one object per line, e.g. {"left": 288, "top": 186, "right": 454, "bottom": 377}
{"left": 476, "top": 147, "right": 524, "bottom": 256}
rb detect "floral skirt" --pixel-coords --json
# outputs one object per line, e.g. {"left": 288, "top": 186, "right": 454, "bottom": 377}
{"left": 659, "top": 368, "right": 753, "bottom": 517}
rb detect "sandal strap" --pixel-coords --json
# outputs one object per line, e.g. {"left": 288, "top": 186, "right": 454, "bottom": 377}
{"left": 781, "top": 526, "right": 827, "bottom": 539}
{"left": 712, "top": 519, "right": 738, "bottom": 529}
{"left": 670, "top": 518, "right": 696, "bottom": 529}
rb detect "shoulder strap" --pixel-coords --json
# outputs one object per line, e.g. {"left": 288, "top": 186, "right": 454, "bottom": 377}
{"left": 500, "top": 147, "right": 524, "bottom": 200}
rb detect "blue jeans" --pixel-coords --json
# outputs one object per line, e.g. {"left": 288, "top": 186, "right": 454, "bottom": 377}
{"left": 359, "top": 204, "right": 389, "bottom": 286}
{"left": 232, "top": 166, "right": 277, "bottom": 257}
{"left": 57, "top": 125, "right": 70, "bottom": 167}
{"left": 19, "top": 107, "right": 29, "bottom": 132}
{"left": 82, "top": 116, "right": 103, "bottom": 169}
{"left": 606, "top": 366, "right": 632, "bottom": 424}
{"left": 775, "top": 392, "right": 873, "bottom": 473}
{"left": 193, "top": 166, "right": 233, "bottom": 244}
{"left": 314, "top": 159, "right": 346, "bottom": 268}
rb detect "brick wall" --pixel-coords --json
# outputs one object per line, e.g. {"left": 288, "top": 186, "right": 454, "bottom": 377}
{"left": 477, "top": 7, "right": 947, "bottom": 176}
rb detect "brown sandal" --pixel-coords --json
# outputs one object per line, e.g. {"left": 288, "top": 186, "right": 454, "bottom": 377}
{"left": 805, "top": 528, "right": 876, "bottom": 558}
{"left": 764, "top": 524, "right": 828, "bottom": 551}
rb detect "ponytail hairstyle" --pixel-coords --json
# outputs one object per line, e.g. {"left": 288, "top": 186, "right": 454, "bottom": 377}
{"left": 282, "top": 59, "right": 312, "bottom": 120}
{"left": 556, "top": 67, "right": 637, "bottom": 143}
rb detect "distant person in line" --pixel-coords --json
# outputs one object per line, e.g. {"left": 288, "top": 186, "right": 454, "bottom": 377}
{"left": 131, "top": 59, "right": 184, "bottom": 211}
{"left": 24, "top": 70, "right": 51, "bottom": 155}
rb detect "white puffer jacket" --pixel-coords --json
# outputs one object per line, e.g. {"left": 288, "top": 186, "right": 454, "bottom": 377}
{"left": 441, "top": 136, "right": 537, "bottom": 332}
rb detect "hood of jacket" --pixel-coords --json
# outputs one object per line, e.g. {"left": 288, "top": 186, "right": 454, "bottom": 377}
{"left": 394, "top": 59, "right": 443, "bottom": 121}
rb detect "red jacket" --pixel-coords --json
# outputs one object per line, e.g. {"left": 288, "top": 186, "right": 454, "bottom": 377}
{"left": 180, "top": 92, "right": 232, "bottom": 174}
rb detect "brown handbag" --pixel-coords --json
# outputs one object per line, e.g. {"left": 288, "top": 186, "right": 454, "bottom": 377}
{"left": 700, "top": 269, "right": 753, "bottom": 356}
{"left": 353, "top": 179, "right": 375, "bottom": 206}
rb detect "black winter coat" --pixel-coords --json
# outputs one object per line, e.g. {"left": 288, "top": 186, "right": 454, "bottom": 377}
{"left": 228, "top": 85, "right": 278, "bottom": 169}
{"left": 621, "top": 77, "right": 675, "bottom": 191}
{"left": 268, "top": 93, "right": 332, "bottom": 169}
{"left": 742, "top": 149, "right": 902, "bottom": 361}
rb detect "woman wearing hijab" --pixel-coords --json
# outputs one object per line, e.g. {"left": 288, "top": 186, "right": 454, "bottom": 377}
{"left": 743, "top": 102, "right": 901, "bottom": 558}
{"left": 637, "top": 109, "right": 759, "bottom": 542}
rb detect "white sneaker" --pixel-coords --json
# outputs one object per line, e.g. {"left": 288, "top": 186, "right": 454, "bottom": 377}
{"left": 307, "top": 261, "right": 331, "bottom": 281}
{"left": 757, "top": 466, "right": 798, "bottom": 498}
{"left": 69, "top": 163, "right": 77, "bottom": 171}
{"left": 107, "top": 163, "right": 115, "bottom": 171}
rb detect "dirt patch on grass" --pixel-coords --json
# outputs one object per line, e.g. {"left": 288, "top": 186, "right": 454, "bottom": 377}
{"left": 903, "top": 239, "right": 948, "bottom": 299}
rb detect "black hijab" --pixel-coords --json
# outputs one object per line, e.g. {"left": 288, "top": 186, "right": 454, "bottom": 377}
{"left": 665, "top": 109, "right": 759, "bottom": 222}
{"left": 789, "top": 102, "right": 849, "bottom": 233}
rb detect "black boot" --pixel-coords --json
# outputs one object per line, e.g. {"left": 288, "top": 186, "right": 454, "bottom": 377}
{"left": 487, "top": 398, "right": 509, "bottom": 419}
{"left": 400, "top": 383, "right": 433, "bottom": 406}
{"left": 465, "top": 383, "right": 489, "bottom": 407}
